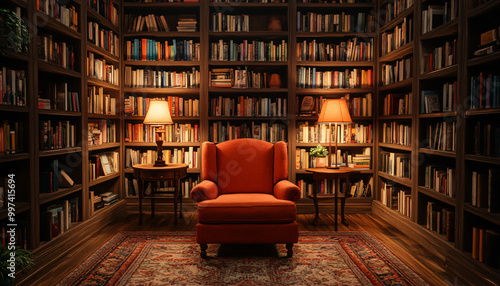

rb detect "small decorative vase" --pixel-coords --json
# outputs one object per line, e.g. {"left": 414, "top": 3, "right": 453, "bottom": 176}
{"left": 268, "top": 16, "right": 282, "bottom": 31}
{"left": 269, "top": 74, "right": 281, "bottom": 88}
{"left": 314, "top": 157, "right": 327, "bottom": 168}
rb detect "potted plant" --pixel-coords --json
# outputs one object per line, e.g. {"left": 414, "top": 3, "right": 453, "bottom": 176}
{"left": 309, "top": 144, "right": 328, "bottom": 168}
{"left": 0, "top": 9, "right": 30, "bottom": 55}
{"left": 0, "top": 246, "right": 34, "bottom": 286}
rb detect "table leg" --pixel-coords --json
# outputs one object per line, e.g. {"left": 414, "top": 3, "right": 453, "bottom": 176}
{"left": 334, "top": 178, "right": 338, "bottom": 231}
{"left": 151, "top": 183, "right": 155, "bottom": 219}
{"left": 174, "top": 179, "right": 178, "bottom": 225}
{"left": 178, "top": 178, "right": 184, "bottom": 219}
{"left": 139, "top": 180, "right": 143, "bottom": 225}
{"left": 342, "top": 176, "right": 349, "bottom": 226}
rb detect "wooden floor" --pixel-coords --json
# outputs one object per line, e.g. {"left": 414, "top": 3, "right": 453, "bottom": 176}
{"left": 18, "top": 212, "right": 464, "bottom": 286}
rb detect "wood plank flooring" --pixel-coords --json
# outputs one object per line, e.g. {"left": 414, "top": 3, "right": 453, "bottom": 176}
{"left": 17, "top": 213, "right": 465, "bottom": 286}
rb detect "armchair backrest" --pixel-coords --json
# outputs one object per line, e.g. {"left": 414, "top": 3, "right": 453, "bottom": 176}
{"left": 201, "top": 139, "right": 288, "bottom": 195}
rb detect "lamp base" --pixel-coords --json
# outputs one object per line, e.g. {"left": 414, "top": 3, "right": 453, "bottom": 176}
{"left": 153, "top": 160, "right": 167, "bottom": 167}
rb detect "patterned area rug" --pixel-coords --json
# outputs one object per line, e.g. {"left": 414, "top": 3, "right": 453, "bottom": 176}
{"left": 57, "top": 232, "right": 429, "bottom": 285}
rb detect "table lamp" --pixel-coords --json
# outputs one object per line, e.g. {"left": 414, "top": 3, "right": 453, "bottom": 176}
{"left": 143, "top": 100, "right": 173, "bottom": 167}
{"left": 317, "top": 99, "right": 352, "bottom": 169}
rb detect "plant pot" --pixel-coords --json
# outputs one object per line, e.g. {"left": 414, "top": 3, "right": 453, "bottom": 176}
{"left": 313, "top": 157, "right": 327, "bottom": 168}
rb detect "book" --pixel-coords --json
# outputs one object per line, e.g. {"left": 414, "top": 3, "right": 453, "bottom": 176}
{"left": 59, "top": 170, "right": 74, "bottom": 188}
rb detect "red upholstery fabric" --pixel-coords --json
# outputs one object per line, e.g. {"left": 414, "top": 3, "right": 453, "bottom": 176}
{"left": 197, "top": 194, "right": 296, "bottom": 224}
{"left": 273, "top": 180, "right": 301, "bottom": 202}
{"left": 215, "top": 139, "right": 274, "bottom": 195}
{"left": 201, "top": 142, "right": 217, "bottom": 182}
{"left": 196, "top": 223, "right": 299, "bottom": 244}
{"left": 191, "top": 180, "right": 218, "bottom": 203}
{"left": 273, "top": 141, "right": 288, "bottom": 184}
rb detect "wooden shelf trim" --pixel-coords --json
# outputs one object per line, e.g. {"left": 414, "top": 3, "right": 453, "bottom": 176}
{"left": 124, "top": 142, "right": 201, "bottom": 147}
{"left": 88, "top": 143, "right": 121, "bottom": 152}
{"left": 420, "top": 19, "right": 458, "bottom": 40}
{"left": 418, "top": 148, "right": 456, "bottom": 158}
{"left": 467, "top": 51, "right": 500, "bottom": 67}
{"left": 86, "top": 7, "right": 120, "bottom": 33}
{"left": 39, "top": 147, "right": 82, "bottom": 157}
{"left": 37, "top": 61, "right": 81, "bottom": 78}
{"left": 378, "top": 171, "right": 412, "bottom": 187}
{"left": 378, "top": 143, "right": 412, "bottom": 151}
{"left": 419, "top": 111, "right": 457, "bottom": 118}
{"left": 209, "top": 31, "right": 288, "bottom": 37}
{"left": 377, "top": 115, "right": 413, "bottom": 120}
{"left": 208, "top": 87, "right": 288, "bottom": 93}
{"left": 296, "top": 61, "right": 375, "bottom": 67}
{"left": 296, "top": 32, "right": 377, "bottom": 38}
{"left": 378, "top": 78, "right": 413, "bottom": 91}
{"left": 123, "top": 60, "right": 200, "bottom": 66}
{"left": 467, "top": 0, "right": 500, "bottom": 19}
{"left": 36, "top": 11, "right": 81, "bottom": 39}
{"left": 418, "top": 186, "right": 455, "bottom": 206}
{"left": 380, "top": 5, "right": 415, "bottom": 34}
{"left": 0, "top": 202, "right": 29, "bottom": 220}
{"left": 86, "top": 43, "right": 120, "bottom": 64}
{"left": 87, "top": 78, "right": 120, "bottom": 91}
{"left": 465, "top": 108, "right": 500, "bottom": 116}
{"left": 0, "top": 153, "right": 30, "bottom": 163}
{"left": 209, "top": 61, "right": 288, "bottom": 66}
{"left": 39, "top": 185, "right": 83, "bottom": 205}
{"left": 295, "top": 87, "right": 374, "bottom": 95}
{"left": 0, "top": 105, "right": 29, "bottom": 113}
{"left": 464, "top": 204, "right": 500, "bottom": 226}
{"left": 379, "top": 42, "right": 413, "bottom": 62}
{"left": 38, "top": 109, "right": 82, "bottom": 117}
{"left": 123, "top": 87, "right": 200, "bottom": 94}
{"left": 419, "top": 65, "right": 457, "bottom": 80}
{"left": 89, "top": 172, "right": 121, "bottom": 187}
{"left": 124, "top": 31, "right": 200, "bottom": 38}
{"left": 124, "top": 2, "right": 200, "bottom": 7}
{"left": 87, "top": 113, "right": 121, "bottom": 119}
{"left": 465, "top": 154, "right": 500, "bottom": 165}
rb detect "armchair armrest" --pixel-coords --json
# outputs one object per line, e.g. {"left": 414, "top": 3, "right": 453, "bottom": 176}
{"left": 191, "top": 180, "right": 219, "bottom": 202}
{"left": 274, "top": 180, "right": 301, "bottom": 202}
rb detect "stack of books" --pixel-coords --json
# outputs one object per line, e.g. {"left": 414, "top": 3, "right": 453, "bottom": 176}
{"left": 177, "top": 15, "right": 197, "bottom": 32}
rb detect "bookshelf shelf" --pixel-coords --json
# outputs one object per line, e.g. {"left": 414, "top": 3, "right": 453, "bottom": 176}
{"left": 0, "top": 153, "right": 30, "bottom": 163}
{"left": 466, "top": 51, "right": 500, "bottom": 67}
{"left": 209, "top": 3, "right": 287, "bottom": 8}
{"left": 296, "top": 115, "right": 373, "bottom": 121}
{"left": 379, "top": 143, "right": 412, "bottom": 151}
{"left": 124, "top": 2, "right": 200, "bottom": 8}
{"left": 465, "top": 108, "right": 500, "bottom": 116}
{"left": 416, "top": 223, "right": 456, "bottom": 248}
{"left": 296, "top": 3, "right": 375, "bottom": 8}
{"left": 0, "top": 202, "right": 29, "bottom": 220}
{"left": 418, "top": 111, "right": 457, "bottom": 118}
{"left": 420, "top": 20, "right": 458, "bottom": 41}
{"left": 418, "top": 186, "right": 455, "bottom": 206}
{"left": 88, "top": 172, "right": 121, "bottom": 187}
{"left": 87, "top": 114, "right": 121, "bottom": 119}
{"left": 464, "top": 204, "right": 500, "bottom": 226}
{"left": 296, "top": 32, "right": 377, "bottom": 38}
{"left": 209, "top": 61, "right": 288, "bottom": 66}
{"left": 124, "top": 116, "right": 199, "bottom": 121}
{"left": 295, "top": 88, "right": 374, "bottom": 95}
{"left": 418, "top": 148, "right": 456, "bottom": 158}
{"left": 379, "top": 42, "right": 413, "bottom": 62}
{"left": 296, "top": 61, "right": 375, "bottom": 67}
{"left": 295, "top": 142, "right": 373, "bottom": 148}
{"left": 208, "top": 88, "right": 288, "bottom": 93}
{"left": 35, "top": 11, "right": 81, "bottom": 39}
{"left": 380, "top": 5, "right": 414, "bottom": 33}
{"left": 0, "top": 105, "right": 29, "bottom": 113}
{"left": 464, "top": 154, "right": 500, "bottom": 165}
{"left": 39, "top": 147, "right": 82, "bottom": 158}
{"left": 209, "top": 31, "right": 288, "bottom": 37}
{"left": 38, "top": 109, "right": 82, "bottom": 117}
{"left": 208, "top": 116, "right": 287, "bottom": 121}
{"left": 87, "top": 8, "right": 119, "bottom": 33}
{"left": 39, "top": 185, "right": 83, "bottom": 205}
{"left": 38, "top": 61, "right": 81, "bottom": 78}
{"left": 124, "top": 142, "right": 200, "bottom": 147}
{"left": 373, "top": 200, "right": 413, "bottom": 222}
{"left": 88, "top": 143, "right": 121, "bottom": 152}
{"left": 123, "top": 87, "right": 200, "bottom": 94}
{"left": 87, "top": 78, "right": 120, "bottom": 91}
{"left": 419, "top": 65, "right": 458, "bottom": 80}
{"left": 378, "top": 171, "right": 412, "bottom": 188}
{"left": 378, "top": 78, "right": 413, "bottom": 91}
{"left": 378, "top": 115, "right": 413, "bottom": 120}
{"left": 296, "top": 169, "right": 373, "bottom": 175}
{"left": 123, "top": 61, "right": 200, "bottom": 67}
{"left": 123, "top": 32, "right": 200, "bottom": 38}
{"left": 1, "top": 49, "right": 29, "bottom": 62}
{"left": 5, "top": 0, "right": 27, "bottom": 9}
{"left": 87, "top": 44, "right": 120, "bottom": 64}
{"left": 467, "top": 0, "right": 500, "bottom": 19}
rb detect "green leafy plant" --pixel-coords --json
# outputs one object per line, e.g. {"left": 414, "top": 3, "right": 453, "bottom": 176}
{"left": 0, "top": 9, "right": 30, "bottom": 55}
{"left": 309, "top": 144, "right": 328, "bottom": 158}
{"left": 0, "top": 246, "right": 34, "bottom": 280}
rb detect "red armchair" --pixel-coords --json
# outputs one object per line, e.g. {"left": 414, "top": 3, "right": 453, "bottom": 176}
{"left": 190, "top": 139, "right": 301, "bottom": 258}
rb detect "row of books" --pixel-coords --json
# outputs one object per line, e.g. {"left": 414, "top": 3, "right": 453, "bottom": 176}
{"left": 420, "top": 83, "right": 457, "bottom": 114}
{"left": 0, "top": 121, "right": 24, "bottom": 155}
{"left": 379, "top": 151, "right": 411, "bottom": 178}
{"left": 0, "top": 224, "right": 28, "bottom": 249}
{"left": 425, "top": 121, "right": 456, "bottom": 152}
{"left": 88, "top": 0, "right": 119, "bottom": 26}
{"left": 381, "top": 93, "right": 412, "bottom": 116}
{"left": 295, "top": 147, "right": 371, "bottom": 169}
{"left": 210, "top": 13, "right": 250, "bottom": 32}
{"left": 381, "top": 122, "right": 411, "bottom": 146}
{"left": 37, "top": 0, "right": 78, "bottom": 31}
{"left": 38, "top": 82, "right": 81, "bottom": 112}
{"left": 124, "top": 176, "right": 200, "bottom": 198}
{"left": 0, "top": 67, "right": 27, "bottom": 106}
{"left": 177, "top": 15, "right": 197, "bottom": 32}
{"left": 40, "top": 159, "right": 75, "bottom": 193}
{"left": 210, "top": 40, "right": 288, "bottom": 62}
{"left": 125, "top": 147, "right": 200, "bottom": 169}
{"left": 381, "top": 56, "right": 412, "bottom": 86}
{"left": 297, "top": 177, "right": 372, "bottom": 198}
{"left": 424, "top": 165, "right": 456, "bottom": 198}
{"left": 471, "top": 168, "right": 500, "bottom": 213}
{"left": 210, "top": 96, "right": 287, "bottom": 117}
{"left": 426, "top": 202, "right": 455, "bottom": 242}
{"left": 124, "top": 123, "right": 199, "bottom": 143}
{"left": 296, "top": 122, "right": 373, "bottom": 144}
{"left": 296, "top": 38, "right": 374, "bottom": 62}
{"left": 471, "top": 226, "right": 500, "bottom": 269}
{"left": 88, "top": 86, "right": 116, "bottom": 115}
{"left": 124, "top": 67, "right": 200, "bottom": 89}
{"left": 89, "top": 191, "right": 118, "bottom": 216}
{"left": 383, "top": 0, "right": 414, "bottom": 25}
{"left": 89, "top": 152, "right": 119, "bottom": 180}
{"left": 421, "top": 1, "right": 458, "bottom": 34}
{"left": 473, "top": 27, "right": 500, "bottom": 58}
{"left": 87, "top": 52, "right": 119, "bottom": 86}
{"left": 211, "top": 0, "right": 281, "bottom": 2}
{"left": 88, "top": 121, "right": 117, "bottom": 146}
{"left": 209, "top": 68, "right": 281, "bottom": 89}
{"left": 125, "top": 14, "right": 170, "bottom": 32}
{"left": 472, "top": 122, "right": 500, "bottom": 157}
{"left": 124, "top": 96, "right": 199, "bottom": 117}
{"left": 297, "top": 67, "right": 373, "bottom": 89}
{"left": 380, "top": 182, "right": 412, "bottom": 218}
{"left": 40, "top": 197, "right": 80, "bottom": 242}
{"left": 422, "top": 39, "right": 457, "bottom": 73}
{"left": 469, "top": 72, "right": 500, "bottom": 110}
{"left": 297, "top": 0, "right": 372, "bottom": 2}
{"left": 296, "top": 12, "right": 375, "bottom": 33}
{"left": 209, "top": 121, "right": 286, "bottom": 143}
{"left": 37, "top": 36, "right": 76, "bottom": 71}
{"left": 87, "top": 21, "right": 120, "bottom": 57}
{"left": 125, "top": 39, "right": 201, "bottom": 61}
{"left": 348, "top": 93, "right": 373, "bottom": 117}
{"left": 380, "top": 17, "right": 413, "bottom": 56}
{"left": 39, "top": 120, "right": 77, "bottom": 150}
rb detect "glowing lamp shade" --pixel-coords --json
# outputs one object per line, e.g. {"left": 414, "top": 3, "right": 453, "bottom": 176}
{"left": 317, "top": 99, "right": 352, "bottom": 169}
{"left": 143, "top": 100, "right": 173, "bottom": 125}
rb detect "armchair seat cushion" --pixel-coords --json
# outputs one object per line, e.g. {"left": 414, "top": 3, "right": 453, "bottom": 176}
{"left": 197, "top": 193, "right": 297, "bottom": 224}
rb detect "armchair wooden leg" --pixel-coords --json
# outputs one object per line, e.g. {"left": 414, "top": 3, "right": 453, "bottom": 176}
{"left": 286, "top": 243, "right": 293, "bottom": 258}
{"left": 200, "top": 244, "right": 208, "bottom": 259}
